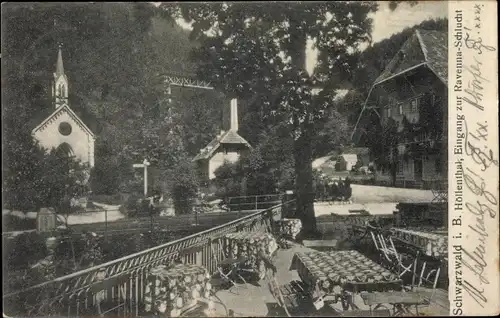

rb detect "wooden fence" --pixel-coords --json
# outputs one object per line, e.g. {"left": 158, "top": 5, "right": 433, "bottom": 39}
{"left": 227, "top": 194, "right": 283, "bottom": 212}
{"left": 2, "top": 200, "right": 292, "bottom": 317}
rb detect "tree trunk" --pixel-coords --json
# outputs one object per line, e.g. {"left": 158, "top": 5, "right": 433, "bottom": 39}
{"left": 391, "top": 149, "right": 397, "bottom": 187}
{"left": 294, "top": 130, "right": 317, "bottom": 237}
{"left": 287, "top": 24, "right": 318, "bottom": 237}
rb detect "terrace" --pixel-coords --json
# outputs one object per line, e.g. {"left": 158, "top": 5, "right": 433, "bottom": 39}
{"left": 2, "top": 199, "right": 449, "bottom": 317}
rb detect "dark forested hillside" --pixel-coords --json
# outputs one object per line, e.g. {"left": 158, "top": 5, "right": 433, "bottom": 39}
{"left": 2, "top": 3, "right": 448, "bottom": 197}
{"left": 2, "top": 3, "right": 226, "bottom": 174}
{"left": 313, "top": 17, "right": 448, "bottom": 156}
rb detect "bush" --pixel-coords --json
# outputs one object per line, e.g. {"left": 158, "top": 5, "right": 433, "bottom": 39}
{"left": 166, "top": 161, "right": 199, "bottom": 215}
{"left": 2, "top": 213, "right": 37, "bottom": 232}
{"left": 3, "top": 128, "right": 90, "bottom": 212}
{"left": 4, "top": 232, "right": 48, "bottom": 269}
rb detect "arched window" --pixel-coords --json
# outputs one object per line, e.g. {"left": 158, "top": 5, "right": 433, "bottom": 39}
{"left": 55, "top": 142, "right": 74, "bottom": 159}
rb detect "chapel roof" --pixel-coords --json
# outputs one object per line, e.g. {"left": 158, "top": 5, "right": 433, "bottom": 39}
{"left": 31, "top": 104, "right": 95, "bottom": 138}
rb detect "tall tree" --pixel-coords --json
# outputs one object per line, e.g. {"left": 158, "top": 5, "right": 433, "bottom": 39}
{"left": 161, "top": 2, "right": 379, "bottom": 235}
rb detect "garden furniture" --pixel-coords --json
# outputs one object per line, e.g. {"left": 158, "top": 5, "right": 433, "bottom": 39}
{"left": 361, "top": 254, "right": 442, "bottom": 316}
{"left": 222, "top": 231, "right": 278, "bottom": 281}
{"left": 369, "top": 231, "right": 416, "bottom": 279}
{"left": 143, "top": 263, "right": 214, "bottom": 317}
{"left": 390, "top": 228, "right": 448, "bottom": 262}
{"left": 290, "top": 250, "right": 403, "bottom": 312}
{"left": 211, "top": 239, "right": 249, "bottom": 295}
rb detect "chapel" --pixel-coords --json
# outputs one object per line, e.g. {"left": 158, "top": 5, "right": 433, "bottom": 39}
{"left": 32, "top": 46, "right": 95, "bottom": 168}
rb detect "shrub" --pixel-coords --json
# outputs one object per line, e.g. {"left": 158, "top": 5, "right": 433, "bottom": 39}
{"left": 4, "top": 232, "right": 48, "bottom": 269}
{"left": 166, "top": 161, "right": 199, "bottom": 215}
{"left": 2, "top": 213, "right": 37, "bottom": 231}
{"left": 120, "top": 194, "right": 143, "bottom": 217}
{"left": 3, "top": 128, "right": 90, "bottom": 212}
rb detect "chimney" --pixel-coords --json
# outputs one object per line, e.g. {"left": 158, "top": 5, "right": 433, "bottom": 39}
{"left": 230, "top": 98, "right": 238, "bottom": 132}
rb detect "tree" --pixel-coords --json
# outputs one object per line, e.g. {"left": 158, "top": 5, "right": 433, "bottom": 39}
{"left": 2, "top": 126, "right": 89, "bottom": 213}
{"left": 165, "top": 157, "right": 200, "bottom": 215}
{"left": 161, "top": 2, "right": 379, "bottom": 235}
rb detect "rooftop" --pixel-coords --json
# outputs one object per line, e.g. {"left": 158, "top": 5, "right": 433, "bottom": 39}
{"left": 374, "top": 29, "right": 448, "bottom": 86}
{"left": 193, "top": 130, "right": 252, "bottom": 161}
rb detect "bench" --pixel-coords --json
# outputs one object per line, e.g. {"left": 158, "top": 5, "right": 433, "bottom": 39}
{"left": 279, "top": 280, "right": 312, "bottom": 308}
{"left": 327, "top": 305, "right": 392, "bottom": 317}
{"left": 361, "top": 291, "right": 431, "bottom": 316}
{"left": 302, "top": 240, "right": 338, "bottom": 248}
{"left": 361, "top": 291, "right": 429, "bottom": 305}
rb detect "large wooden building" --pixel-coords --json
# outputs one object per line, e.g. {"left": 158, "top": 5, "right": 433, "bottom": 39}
{"left": 352, "top": 30, "right": 448, "bottom": 188}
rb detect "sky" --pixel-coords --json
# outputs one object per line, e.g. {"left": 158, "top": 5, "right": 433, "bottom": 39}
{"left": 152, "top": 1, "right": 448, "bottom": 75}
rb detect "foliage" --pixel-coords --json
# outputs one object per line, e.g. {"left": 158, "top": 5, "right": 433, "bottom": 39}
{"left": 213, "top": 123, "right": 296, "bottom": 198}
{"left": 213, "top": 161, "right": 243, "bottom": 199}
{"left": 161, "top": 2, "right": 379, "bottom": 234}
{"left": 2, "top": 3, "right": 224, "bottom": 204}
{"left": 349, "top": 17, "right": 448, "bottom": 97}
{"left": 89, "top": 140, "right": 134, "bottom": 195}
{"left": 2, "top": 125, "right": 89, "bottom": 213}
{"left": 165, "top": 158, "right": 200, "bottom": 215}
{"left": 3, "top": 232, "right": 48, "bottom": 269}
{"left": 311, "top": 107, "right": 352, "bottom": 158}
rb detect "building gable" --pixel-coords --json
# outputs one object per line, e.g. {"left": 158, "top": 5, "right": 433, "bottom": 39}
{"left": 374, "top": 32, "right": 427, "bottom": 85}
{"left": 417, "top": 30, "right": 448, "bottom": 85}
{"left": 351, "top": 29, "right": 448, "bottom": 144}
{"left": 32, "top": 104, "right": 94, "bottom": 138}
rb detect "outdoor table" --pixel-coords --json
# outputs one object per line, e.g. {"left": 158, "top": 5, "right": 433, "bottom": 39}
{"left": 223, "top": 231, "right": 278, "bottom": 278}
{"left": 290, "top": 250, "right": 402, "bottom": 310}
{"left": 144, "top": 264, "right": 213, "bottom": 317}
{"left": 390, "top": 228, "right": 448, "bottom": 260}
{"left": 275, "top": 218, "right": 302, "bottom": 239}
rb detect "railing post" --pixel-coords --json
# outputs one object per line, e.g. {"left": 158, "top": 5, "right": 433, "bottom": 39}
{"left": 196, "top": 207, "right": 199, "bottom": 226}
{"left": 105, "top": 209, "right": 108, "bottom": 242}
{"left": 255, "top": 196, "right": 258, "bottom": 210}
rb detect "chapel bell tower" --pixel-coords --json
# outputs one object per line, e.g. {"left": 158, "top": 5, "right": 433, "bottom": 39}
{"left": 52, "top": 44, "right": 68, "bottom": 108}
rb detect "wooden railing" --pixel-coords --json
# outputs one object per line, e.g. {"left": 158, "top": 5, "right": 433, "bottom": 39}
{"left": 2, "top": 201, "right": 292, "bottom": 317}
{"left": 227, "top": 194, "right": 283, "bottom": 212}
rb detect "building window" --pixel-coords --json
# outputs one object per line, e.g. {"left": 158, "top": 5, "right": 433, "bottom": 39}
{"left": 58, "top": 122, "right": 72, "bottom": 136}
{"left": 410, "top": 98, "right": 419, "bottom": 112}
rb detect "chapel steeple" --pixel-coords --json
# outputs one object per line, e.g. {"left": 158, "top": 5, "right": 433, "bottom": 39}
{"left": 53, "top": 44, "right": 68, "bottom": 108}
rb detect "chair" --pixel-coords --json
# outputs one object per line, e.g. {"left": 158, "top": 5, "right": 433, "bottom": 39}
{"left": 210, "top": 237, "right": 249, "bottom": 295}
{"left": 399, "top": 258, "right": 442, "bottom": 315}
{"left": 361, "top": 254, "right": 442, "bottom": 316}
{"left": 370, "top": 231, "right": 414, "bottom": 278}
